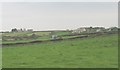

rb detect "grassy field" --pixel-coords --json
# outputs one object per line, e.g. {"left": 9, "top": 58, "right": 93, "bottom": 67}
{"left": 2, "top": 31, "right": 72, "bottom": 44}
{"left": 2, "top": 31, "right": 51, "bottom": 36}
{"left": 2, "top": 34, "right": 118, "bottom": 68}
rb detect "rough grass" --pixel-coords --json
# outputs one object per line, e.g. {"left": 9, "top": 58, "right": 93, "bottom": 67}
{"left": 2, "top": 31, "right": 50, "bottom": 36}
{"left": 2, "top": 31, "right": 70, "bottom": 44}
{"left": 2, "top": 34, "right": 118, "bottom": 68}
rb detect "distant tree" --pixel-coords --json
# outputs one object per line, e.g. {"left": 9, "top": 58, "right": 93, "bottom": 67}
{"left": 20, "top": 28, "right": 23, "bottom": 32}
{"left": 11, "top": 28, "right": 18, "bottom": 32}
{"left": 90, "top": 26, "right": 92, "bottom": 29}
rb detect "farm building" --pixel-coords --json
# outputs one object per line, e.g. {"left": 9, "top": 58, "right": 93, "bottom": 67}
{"left": 27, "top": 29, "right": 33, "bottom": 32}
{"left": 72, "top": 27, "right": 86, "bottom": 33}
{"left": 106, "top": 27, "right": 118, "bottom": 32}
{"left": 11, "top": 28, "right": 33, "bottom": 32}
{"left": 72, "top": 27, "right": 106, "bottom": 33}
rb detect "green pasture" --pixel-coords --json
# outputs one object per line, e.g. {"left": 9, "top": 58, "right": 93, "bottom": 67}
{"left": 2, "top": 34, "right": 118, "bottom": 68}
{"left": 2, "top": 31, "right": 70, "bottom": 36}
{"left": 2, "top": 31, "right": 73, "bottom": 44}
{"left": 54, "top": 31, "right": 71, "bottom": 36}
{"left": 2, "top": 32, "right": 31, "bottom": 36}
{"left": 2, "top": 31, "right": 50, "bottom": 36}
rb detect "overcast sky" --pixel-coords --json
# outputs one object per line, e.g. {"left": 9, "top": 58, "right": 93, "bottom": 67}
{"left": 1, "top": 2, "right": 118, "bottom": 31}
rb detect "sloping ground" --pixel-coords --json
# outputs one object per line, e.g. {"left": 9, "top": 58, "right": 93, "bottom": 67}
{"left": 2, "top": 31, "right": 71, "bottom": 44}
{"left": 2, "top": 31, "right": 117, "bottom": 44}
{"left": 2, "top": 34, "right": 118, "bottom": 68}
{"left": 2, "top": 35, "right": 88, "bottom": 46}
{"left": 2, "top": 31, "right": 118, "bottom": 46}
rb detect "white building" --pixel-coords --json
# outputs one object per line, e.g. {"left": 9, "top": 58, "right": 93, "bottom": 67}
{"left": 72, "top": 27, "right": 86, "bottom": 33}
{"left": 72, "top": 27, "right": 105, "bottom": 33}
